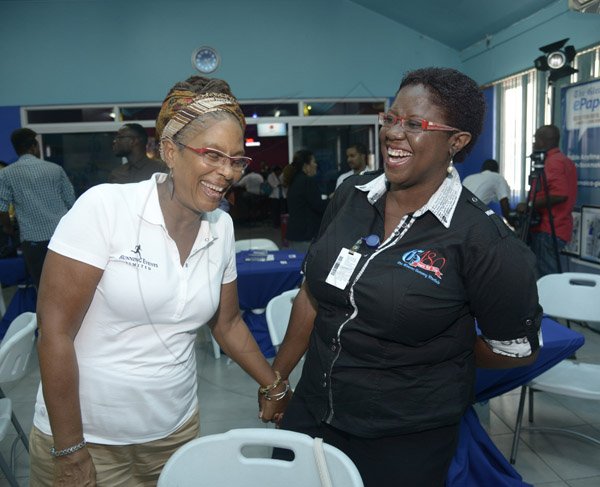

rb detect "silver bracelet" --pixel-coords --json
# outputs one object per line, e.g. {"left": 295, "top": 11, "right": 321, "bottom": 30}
{"left": 265, "top": 382, "right": 290, "bottom": 401}
{"left": 50, "top": 439, "right": 87, "bottom": 457}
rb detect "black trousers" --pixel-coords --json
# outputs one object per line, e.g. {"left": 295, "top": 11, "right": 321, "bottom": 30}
{"left": 21, "top": 240, "right": 50, "bottom": 289}
{"left": 274, "top": 393, "right": 460, "bottom": 487}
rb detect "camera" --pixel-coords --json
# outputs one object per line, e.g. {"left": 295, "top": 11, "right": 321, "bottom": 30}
{"left": 529, "top": 150, "right": 546, "bottom": 169}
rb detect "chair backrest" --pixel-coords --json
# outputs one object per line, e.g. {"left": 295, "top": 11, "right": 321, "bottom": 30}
{"left": 537, "top": 273, "right": 600, "bottom": 323}
{"left": 266, "top": 289, "right": 299, "bottom": 348}
{"left": 235, "top": 238, "right": 279, "bottom": 253}
{"left": 158, "top": 428, "right": 363, "bottom": 487}
{"left": 0, "top": 312, "right": 37, "bottom": 384}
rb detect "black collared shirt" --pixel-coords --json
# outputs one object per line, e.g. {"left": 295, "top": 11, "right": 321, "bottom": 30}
{"left": 296, "top": 171, "right": 542, "bottom": 438}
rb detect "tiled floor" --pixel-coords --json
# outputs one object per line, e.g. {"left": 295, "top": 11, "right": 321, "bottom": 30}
{"left": 1, "top": 220, "right": 599, "bottom": 486}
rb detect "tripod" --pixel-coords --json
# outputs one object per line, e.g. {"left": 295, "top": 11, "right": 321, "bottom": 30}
{"left": 519, "top": 151, "right": 562, "bottom": 274}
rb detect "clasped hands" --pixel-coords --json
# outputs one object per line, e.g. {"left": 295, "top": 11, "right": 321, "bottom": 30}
{"left": 258, "top": 377, "right": 292, "bottom": 426}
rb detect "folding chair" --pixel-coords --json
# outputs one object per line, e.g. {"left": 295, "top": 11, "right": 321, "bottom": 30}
{"left": 158, "top": 428, "right": 363, "bottom": 486}
{"left": 510, "top": 273, "right": 600, "bottom": 464}
{"left": 0, "top": 312, "right": 38, "bottom": 486}
{"left": 265, "top": 288, "right": 300, "bottom": 349}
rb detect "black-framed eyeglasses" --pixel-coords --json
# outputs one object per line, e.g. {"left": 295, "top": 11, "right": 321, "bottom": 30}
{"left": 378, "top": 112, "right": 460, "bottom": 133}
{"left": 177, "top": 143, "right": 251, "bottom": 172}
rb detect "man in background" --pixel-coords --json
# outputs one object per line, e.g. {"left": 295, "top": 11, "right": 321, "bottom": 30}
{"left": 520, "top": 125, "right": 577, "bottom": 277}
{"left": 0, "top": 128, "right": 76, "bottom": 288}
{"left": 462, "top": 158, "right": 512, "bottom": 221}
{"left": 335, "top": 143, "right": 369, "bottom": 189}
{"left": 109, "top": 123, "right": 166, "bottom": 183}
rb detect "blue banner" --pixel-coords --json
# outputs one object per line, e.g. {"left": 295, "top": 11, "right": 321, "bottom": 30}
{"left": 562, "top": 79, "right": 600, "bottom": 207}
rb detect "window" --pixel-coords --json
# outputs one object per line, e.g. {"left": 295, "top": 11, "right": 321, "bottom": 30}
{"left": 496, "top": 70, "right": 537, "bottom": 202}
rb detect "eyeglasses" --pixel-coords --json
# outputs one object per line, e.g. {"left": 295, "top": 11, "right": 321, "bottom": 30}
{"left": 113, "top": 135, "right": 135, "bottom": 140}
{"left": 177, "top": 143, "right": 251, "bottom": 172}
{"left": 378, "top": 112, "right": 459, "bottom": 133}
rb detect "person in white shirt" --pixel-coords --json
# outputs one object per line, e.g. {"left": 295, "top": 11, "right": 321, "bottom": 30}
{"left": 462, "top": 158, "right": 512, "bottom": 221}
{"left": 335, "top": 143, "right": 369, "bottom": 189}
{"left": 29, "top": 75, "right": 288, "bottom": 486}
{"left": 236, "top": 169, "right": 264, "bottom": 195}
{"left": 235, "top": 168, "right": 265, "bottom": 221}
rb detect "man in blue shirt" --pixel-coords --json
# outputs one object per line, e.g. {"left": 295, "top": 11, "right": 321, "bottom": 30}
{"left": 0, "top": 128, "right": 76, "bottom": 288}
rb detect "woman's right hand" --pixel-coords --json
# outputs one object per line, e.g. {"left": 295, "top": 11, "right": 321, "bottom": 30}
{"left": 54, "top": 448, "right": 96, "bottom": 487}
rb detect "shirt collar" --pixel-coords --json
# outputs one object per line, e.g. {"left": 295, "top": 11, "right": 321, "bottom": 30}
{"left": 355, "top": 167, "right": 463, "bottom": 228}
{"left": 139, "top": 173, "right": 218, "bottom": 250}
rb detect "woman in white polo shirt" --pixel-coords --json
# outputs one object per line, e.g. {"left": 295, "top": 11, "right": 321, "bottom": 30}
{"left": 29, "top": 76, "right": 289, "bottom": 486}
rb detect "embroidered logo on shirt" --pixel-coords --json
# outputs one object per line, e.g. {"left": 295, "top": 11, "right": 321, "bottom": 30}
{"left": 398, "top": 249, "right": 446, "bottom": 285}
{"left": 132, "top": 245, "right": 142, "bottom": 257}
{"left": 117, "top": 244, "right": 158, "bottom": 271}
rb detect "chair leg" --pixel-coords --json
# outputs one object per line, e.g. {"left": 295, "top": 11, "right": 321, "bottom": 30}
{"left": 510, "top": 385, "right": 527, "bottom": 464}
{"left": 0, "top": 452, "right": 20, "bottom": 487}
{"left": 528, "top": 386, "right": 534, "bottom": 423}
{"left": 11, "top": 413, "right": 29, "bottom": 453}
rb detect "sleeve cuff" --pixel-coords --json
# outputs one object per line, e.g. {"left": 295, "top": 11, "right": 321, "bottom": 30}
{"left": 482, "top": 328, "right": 543, "bottom": 358}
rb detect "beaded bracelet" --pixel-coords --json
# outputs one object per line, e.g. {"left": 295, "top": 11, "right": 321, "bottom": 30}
{"left": 264, "top": 381, "right": 291, "bottom": 401}
{"left": 50, "top": 439, "right": 87, "bottom": 457}
{"left": 259, "top": 371, "right": 282, "bottom": 395}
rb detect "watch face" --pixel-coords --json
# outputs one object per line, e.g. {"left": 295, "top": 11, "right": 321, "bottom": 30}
{"left": 192, "top": 46, "right": 220, "bottom": 74}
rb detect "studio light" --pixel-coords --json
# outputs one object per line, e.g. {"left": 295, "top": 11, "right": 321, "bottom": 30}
{"left": 534, "top": 38, "right": 578, "bottom": 83}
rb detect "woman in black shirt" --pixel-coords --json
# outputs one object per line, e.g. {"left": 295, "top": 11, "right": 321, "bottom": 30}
{"left": 260, "top": 68, "right": 542, "bottom": 486}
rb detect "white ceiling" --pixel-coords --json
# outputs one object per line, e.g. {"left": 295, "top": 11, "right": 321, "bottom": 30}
{"left": 350, "top": 0, "right": 563, "bottom": 50}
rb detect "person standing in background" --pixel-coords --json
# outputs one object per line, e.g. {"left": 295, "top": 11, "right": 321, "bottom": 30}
{"left": 520, "top": 125, "right": 577, "bottom": 277}
{"left": 286, "top": 149, "right": 328, "bottom": 252}
{"left": 462, "top": 158, "right": 512, "bottom": 221}
{"left": 267, "top": 166, "right": 285, "bottom": 228}
{"left": 0, "top": 128, "right": 76, "bottom": 288}
{"left": 335, "top": 143, "right": 369, "bottom": 189}
{"left": 109, "top": 123, "right": 167, "bottom": 183}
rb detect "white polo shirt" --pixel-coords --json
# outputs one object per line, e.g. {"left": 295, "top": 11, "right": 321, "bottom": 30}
{"left": 33, "top": 173, "right": 237, "bottom": 444}
{"left": 462, "top": 170, "right": 511, "bottom": 205}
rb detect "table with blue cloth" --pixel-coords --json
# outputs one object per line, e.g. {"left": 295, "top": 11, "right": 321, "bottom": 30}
{"left": 447, "top": 317, "right": 585, "bottom": 486}
{"left": 236, "top": 250, "right": 304, "bottom": 357}
{"left": 0, "top": 256, "right": 37, "bottom": 339}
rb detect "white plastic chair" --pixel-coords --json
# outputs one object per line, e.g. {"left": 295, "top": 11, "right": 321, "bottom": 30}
{"left": 158, "top": 428, "right": 363, "bottom": 487}
{"left": 235, "top": 238, "right": 279, "bottom": 253}
{"left": 510, "top": 273, "right": 600, "bottom": 464}
{"left": 0, "top": 312, "right": 37, "bottom": 486}
{"left": 266, "top": 289, "right": 300, "bottom": 349}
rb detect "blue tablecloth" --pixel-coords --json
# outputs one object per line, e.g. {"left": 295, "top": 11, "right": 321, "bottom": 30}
{"left": 236, "top": 250, "right": 304, "bottom": 310}
{"left": 0, "top": 256, "right": 37, "bottom": 340}
{"left": 447, "top": 317, "right": 585, "bottom": 486}
{"left": 236, "top": 250, "right": 304, "bottom": 357}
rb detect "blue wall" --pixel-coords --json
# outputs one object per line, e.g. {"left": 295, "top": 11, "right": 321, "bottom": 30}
{"left": 456, "top": 86, "right": 495, "bottom": 181}
{"left": 0, "top": 107, "right": 20, "bottom": 163}
{"left": 0, "top": 0, "right": 460, "bottom": 106}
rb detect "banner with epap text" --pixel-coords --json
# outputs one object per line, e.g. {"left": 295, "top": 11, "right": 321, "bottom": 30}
{"left": 562, "top": 78, "right": 600, "bottom": 207}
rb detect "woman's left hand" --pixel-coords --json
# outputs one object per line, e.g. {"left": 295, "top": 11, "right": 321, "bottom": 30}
{"left": 258, "top": 382, "right": 293, "bottom": 426}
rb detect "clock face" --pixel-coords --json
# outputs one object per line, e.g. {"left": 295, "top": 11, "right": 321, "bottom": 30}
{"left": 192, "top": 46, "right": 220, "bottom": 74}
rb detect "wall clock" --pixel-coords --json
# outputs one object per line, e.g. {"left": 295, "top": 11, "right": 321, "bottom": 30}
{"left": 192, "top": 46, "right": 220, "bottom": 74}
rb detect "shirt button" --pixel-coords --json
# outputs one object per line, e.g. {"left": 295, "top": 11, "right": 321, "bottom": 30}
{"left": 323, "top": 373, "right": 327, "bottom": 378}
{"left": 331, "top": 345, "right": 336, "bottom": 351}
{"left": 322, "top": 382, "right": 327, "bottom": 387}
